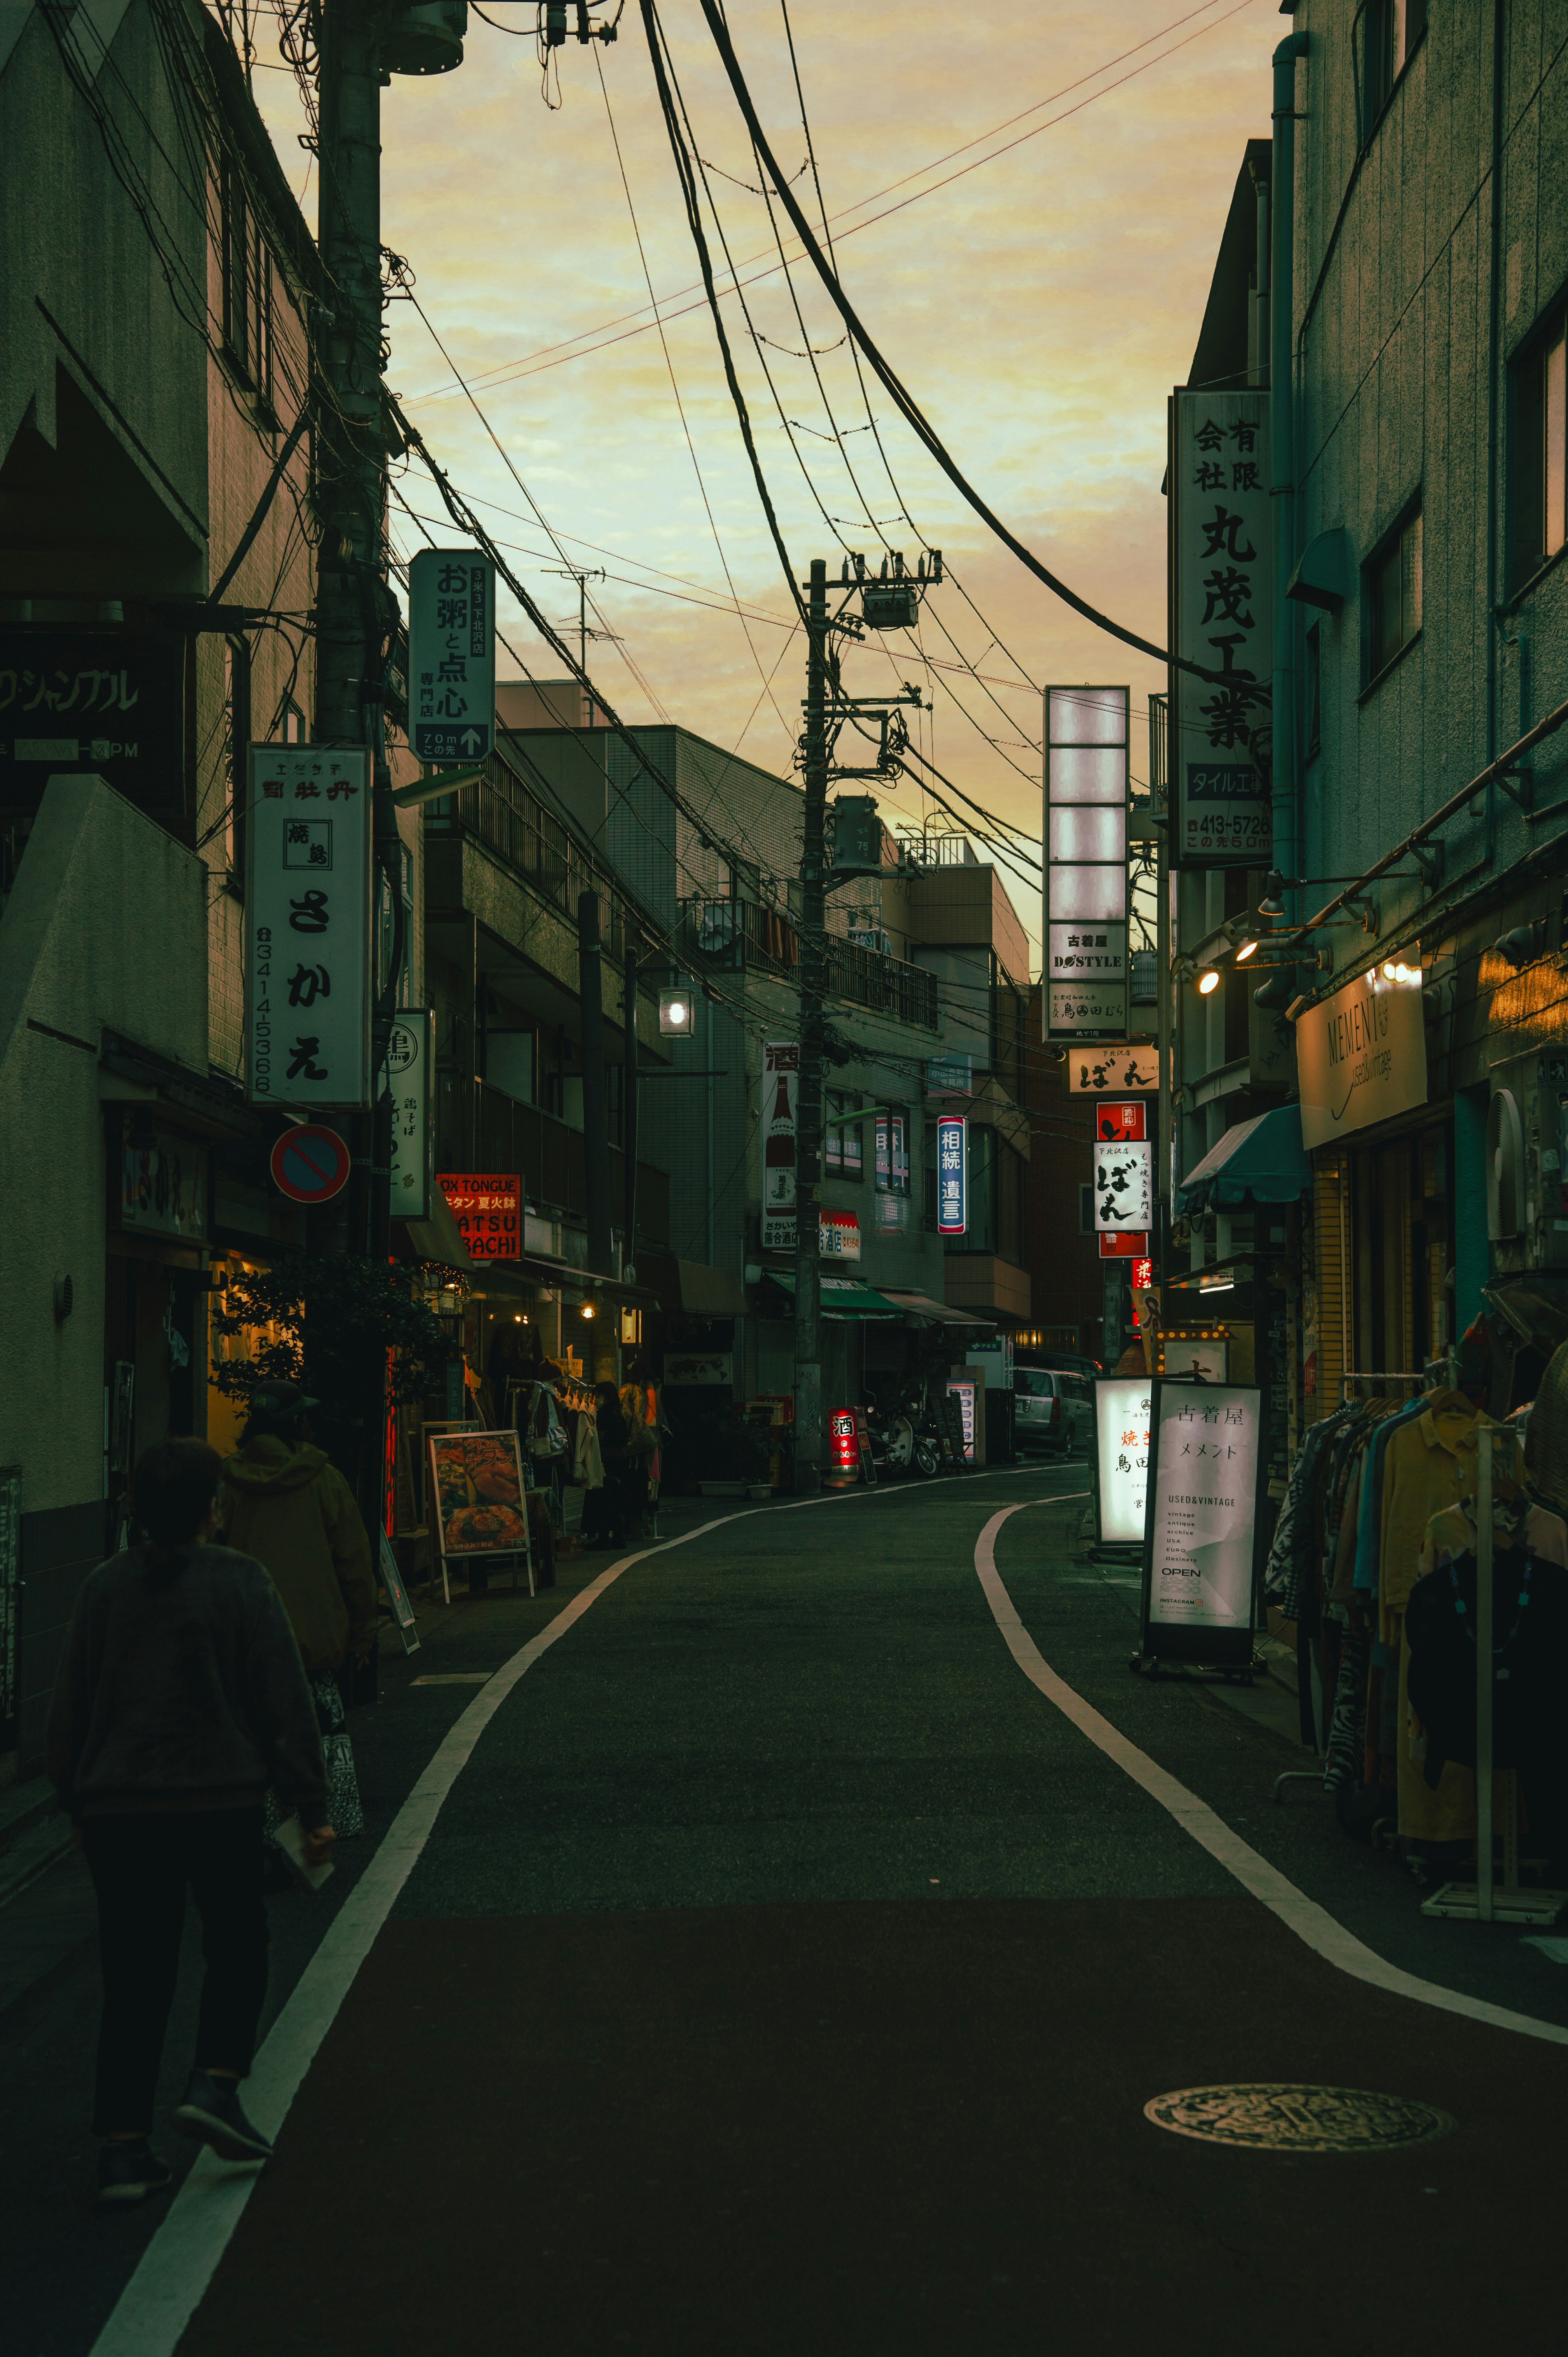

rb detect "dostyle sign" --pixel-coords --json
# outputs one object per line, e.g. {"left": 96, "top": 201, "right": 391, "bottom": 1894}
{"left": 1295, "top": 971, "right": 1427, "bottom": 1149}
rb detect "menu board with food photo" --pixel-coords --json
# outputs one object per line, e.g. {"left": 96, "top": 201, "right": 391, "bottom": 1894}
{"left": 428, "top": 1429, "right": 529, "bottom": 1559}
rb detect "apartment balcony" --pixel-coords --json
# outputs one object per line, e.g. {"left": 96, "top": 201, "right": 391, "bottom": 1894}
{"left": 683, "top": 899, "right": 938, "bottom": 1031}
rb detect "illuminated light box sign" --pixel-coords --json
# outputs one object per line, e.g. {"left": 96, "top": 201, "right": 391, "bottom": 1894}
{"left": 1094, "top": 1137, "right": 1152, "bottom": 1232}
{"left": 1139, "top": 1378, "right": 1264, "bottom": 1668}
{"left": 1070, "top": 1044, "right": 1159, "bottom": 1094}
{"left": 1095, "top": 1376, "right": 1151, "bottom": 1548}
{"left": 937, "top": 1113, "right": 967, "bottom": 1235}
{"left": 1043, "top": 684, "right": 1129, "bottom": 1041}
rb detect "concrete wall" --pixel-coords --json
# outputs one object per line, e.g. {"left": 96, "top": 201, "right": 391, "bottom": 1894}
{"left": 0, "top": 776, "right": 207, "bottom": 1514}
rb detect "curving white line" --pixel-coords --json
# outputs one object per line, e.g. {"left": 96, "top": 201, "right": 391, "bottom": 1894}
{"left": 975, "top": 1499, "right": 1568, "bottom": 2048}
{"left": 91, "top": 1467, "right": 1084, "bottom": 2357}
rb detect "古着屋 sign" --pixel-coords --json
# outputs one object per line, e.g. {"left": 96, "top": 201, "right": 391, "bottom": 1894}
{"left": 1294, "top": 970, "right": 1428, "bottom": 1149}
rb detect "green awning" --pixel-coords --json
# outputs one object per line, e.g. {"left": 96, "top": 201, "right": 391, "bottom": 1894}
{"left": 1176, "top": 1105, "right": 1310, "bottom": 1214}
{"left": 762, "top": 1271, "right": 904, "bottom": 1319}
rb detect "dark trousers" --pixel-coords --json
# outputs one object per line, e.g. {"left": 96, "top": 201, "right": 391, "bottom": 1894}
{"left": 82, "top": 1809, "right": 269, "bottom": 2135}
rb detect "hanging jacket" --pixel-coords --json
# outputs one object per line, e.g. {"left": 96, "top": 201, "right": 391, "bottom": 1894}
{"left": 217, "top": 1437, "right": 376, "bottom": 1676}
{"left": 573, "top": 1407, "right": 605, "bottom": 1491}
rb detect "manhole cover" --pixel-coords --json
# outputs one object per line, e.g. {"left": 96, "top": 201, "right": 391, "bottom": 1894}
{"left": 1144, "top": 2084, "right": 1456, "bottom": 2154}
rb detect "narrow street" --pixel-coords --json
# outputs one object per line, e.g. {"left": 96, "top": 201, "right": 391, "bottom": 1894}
{"left": 7, "top": 1470, "right": 1566, "bottom": 2357}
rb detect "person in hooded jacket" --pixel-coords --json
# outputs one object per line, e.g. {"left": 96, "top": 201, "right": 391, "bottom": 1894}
{"left": 216, "top": 1380, "right": 376, "bottom": 1843}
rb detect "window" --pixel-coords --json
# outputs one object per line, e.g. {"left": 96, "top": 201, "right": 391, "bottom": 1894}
{"left": 1078, "top": 1182, "right": 1096, "bottom": 1234}
{"left": 220, "top": 158, "right": 274, "bottom": 410}
{"left": 1361, "top": 0, "right": 1426, "bottom": 133}
{"left": 874, "top": 1108, "right": 909, "bottom": 1196}
{"left": 824, "top": 1090, "right": 862, "bottom": 1180}
{"left": 1366, "top": 505, "right": 1422, "bottom": 682}
{"left": 1515, "top": 317, "right": 1567, "bottom": 586}
{"left": 1304, "top": 622, "right": 1322, "bottom": 758}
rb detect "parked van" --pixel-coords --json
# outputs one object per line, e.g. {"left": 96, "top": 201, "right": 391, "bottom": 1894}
{"left": 1013, "top": 1367, "right": 1092, "bottom": 1456}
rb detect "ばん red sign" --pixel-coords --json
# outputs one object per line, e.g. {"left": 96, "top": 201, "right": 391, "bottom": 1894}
{"left": 270, "top": 1124, "right": 352, "bottom": 1204}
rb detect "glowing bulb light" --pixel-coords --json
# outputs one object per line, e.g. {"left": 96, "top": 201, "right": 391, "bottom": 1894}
{"left": 1235, "top": 939, "right": 1258, "bottom": 963}
{"left": 1197, "top": 969, "right": 1221, "bottom": 995}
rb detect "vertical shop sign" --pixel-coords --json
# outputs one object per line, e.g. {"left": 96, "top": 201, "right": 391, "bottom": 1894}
{"left": 384, "top": 1008, "right": 432, "bottom": 1222}
{"left": 1095, "top": 1376, "right": 1152, "bottom": 1547}
{"left": 245, "top": 746, "right": 372, "bottom": 1110}
{"left": 1043, "top": 685, "right": 1129, "bottom": 1040}
{"left": 1093, "top": 1137, "right": 1152, "bottom": 1231}
{"left": 936, "top": 1113, "right": 967, "bottom": 1235}
{"left": 1168, "top": 392, "right": 1272, "bottom": 867}
{"left": 1140, "top": 1379, "right": 1263, "bottom": 1663}
{"left": 762, "top": 1039, "right": 799, "bottom": 1250}
{"left": 408, "top": 550, "right": 495, "bottom": 765}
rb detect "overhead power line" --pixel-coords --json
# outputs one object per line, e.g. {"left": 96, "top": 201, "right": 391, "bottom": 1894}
{"left": 694, "top": 0, "right": 1268, "bottom": 700}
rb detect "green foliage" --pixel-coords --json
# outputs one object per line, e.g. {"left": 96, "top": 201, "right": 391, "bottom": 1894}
{"left": 210, "top": 1254, "right": 453, "bottom": 1458}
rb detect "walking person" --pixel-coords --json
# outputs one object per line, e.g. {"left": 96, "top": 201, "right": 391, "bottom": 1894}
{"left": 216, "top": 1381, "right": 376, "bottom": 1847}
{"left": 47, "top": 1437, "right": 332, "bottom": 2205}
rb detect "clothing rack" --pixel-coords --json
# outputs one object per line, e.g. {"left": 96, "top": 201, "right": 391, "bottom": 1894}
{"left": 1421, "top": 1424, "right": 1567, "bottom": 1926}
{"left": 1336, "top": 1370, "right": 1427, "bottom": 1401}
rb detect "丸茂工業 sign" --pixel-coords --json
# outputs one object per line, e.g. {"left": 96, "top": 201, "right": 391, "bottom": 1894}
{"left": 937, "top": 1114, "right": 967, "bottom": 1235}
{"left": 408, "top": 551, "right": 495, "bottom": 765}
{"left": 1167, "top": 391, "right": 1272, "bottom": 867}
{"left": 1294, "top": 970, "right": 1428, "bottom": 1149}
{"left": 245, "top": 747, "right": 372, "bottom": 1111}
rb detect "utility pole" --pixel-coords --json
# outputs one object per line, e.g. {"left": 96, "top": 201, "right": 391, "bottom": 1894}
{"left": 548, "top": 565, "right": 608, "bottom": 676}
{"left": 624, "top": 943, "right": 640, "bottom": 1286}
{"left": 790, "top": 550, "right": 939, "bottom": 1490}
{"left": 793, "top": 560, "right": 829, "bottom": 1490}
{"left": 578, "top": 890, "right": 614, "bottom": 1279}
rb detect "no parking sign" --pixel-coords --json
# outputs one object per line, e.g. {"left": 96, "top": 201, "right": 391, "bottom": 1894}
{"left": 270, "top": 1124, "right": 352, "bottom": 1204}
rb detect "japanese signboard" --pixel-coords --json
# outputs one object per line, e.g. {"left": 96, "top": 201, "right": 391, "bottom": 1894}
{"left": 384, "top": 1008, "right": 433, "bottom": 1222}
{"left": 937, "top": 1113, "right": 968, "bottom": 1235}
{"left": 120, "top": 1128, "right": 207, "bottom": 1241}
{"left": 1095, "top": 1101, "right": 1146, "bottom": 1142}
{"left": 762, "top": 1039, "right": 799, "bottom": 1250}
{"left": 408, "top": 549, "right": 495, "bottom": 765}
{"left": 1095, "top": 1376, "right": 1151, "bottom": 1546}
{"left": 1168, "top": 392, "right": 1272, "bottom": 867}
{"left": 0, "top": 630, "right": 186, "bottom": 829}
{"left": 1099, "top": 1229, "right": 1149, "bottom": 1259}
{"left": 1093, "top": 1137, "right": 1153, "bottom": 1232}
{"left": 1140, "top": 1380, "right": 1263, "bottom": 1662}
{"left": 428, "top": 1429, "right": 529, "bottom": 1560}
{"left": 820, "top": 1209, "right": 861, "bottom": 1260}
{"left": 438, "top": 1173, "right": 520, "bottom": 1260}
{"left": 1294, "top": 969, "right": 1428, "bottom": 1149}
{"left": 1043, "top": 685, "right": 1129, "bottom": 1040}
{"left": 1069, "top": 1045, "right": 1160, "bottom": 1094}
{"left": 245, "top": 746, "right": 372, "bottom": 1110}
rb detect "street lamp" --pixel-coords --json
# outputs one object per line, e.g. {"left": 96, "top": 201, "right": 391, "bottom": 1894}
{"left": 1197, "top": 968, "right": 1221, "bottom": 996}
{"left": 659, "top": 985, "right": 696, "bottom": 1036}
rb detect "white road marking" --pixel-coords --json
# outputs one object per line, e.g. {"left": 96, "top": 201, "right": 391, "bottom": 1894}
{"left": 90, "top": 1469, "right": 1078, "bottom": 2356}
{"left": 974, "top": 1499, "right": 1568, "bottom": 2047}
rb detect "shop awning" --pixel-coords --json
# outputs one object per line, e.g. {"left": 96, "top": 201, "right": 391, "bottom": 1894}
{"left": 1175, "top": 1106, "right": 1310, "bottom": 1215}
{"left": 763, "top": 1272, "right": 905, "bottom": 1320}
{"left": 398, "top": 1189, "right": 474, "bottom": 1271}
{"left": 677, "top": 1260, "right": 750, "bottom": 1316}
{"left": 877, "top": 1287, "right": 995, "bottom": 1331}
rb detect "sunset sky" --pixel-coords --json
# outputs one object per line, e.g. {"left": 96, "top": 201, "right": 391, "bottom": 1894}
{"left": 252, "top": 0, "right": 1278, "bottom": 953}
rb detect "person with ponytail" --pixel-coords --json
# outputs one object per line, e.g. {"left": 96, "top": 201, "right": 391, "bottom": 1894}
{"left": 47, "top": 1436, "right": 330, "bottom": 2207}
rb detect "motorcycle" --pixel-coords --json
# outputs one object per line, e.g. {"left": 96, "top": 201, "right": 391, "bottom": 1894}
{"left": 863, "top": 1383, "right": 945, "bottom": 1479}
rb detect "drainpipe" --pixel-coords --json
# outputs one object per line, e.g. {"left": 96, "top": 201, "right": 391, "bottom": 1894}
{"left": 1270, "top": 30, "right": 1309, "bottom": 896}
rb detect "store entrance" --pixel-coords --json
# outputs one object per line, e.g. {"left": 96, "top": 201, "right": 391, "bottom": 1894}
{"left": 1347, "top": 1124, "right": 1450, "bottom": 1383}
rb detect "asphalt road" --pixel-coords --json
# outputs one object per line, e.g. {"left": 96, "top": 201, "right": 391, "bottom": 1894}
{"left": 6, "top": 1465, "right": 1568, "bottom": 2356}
